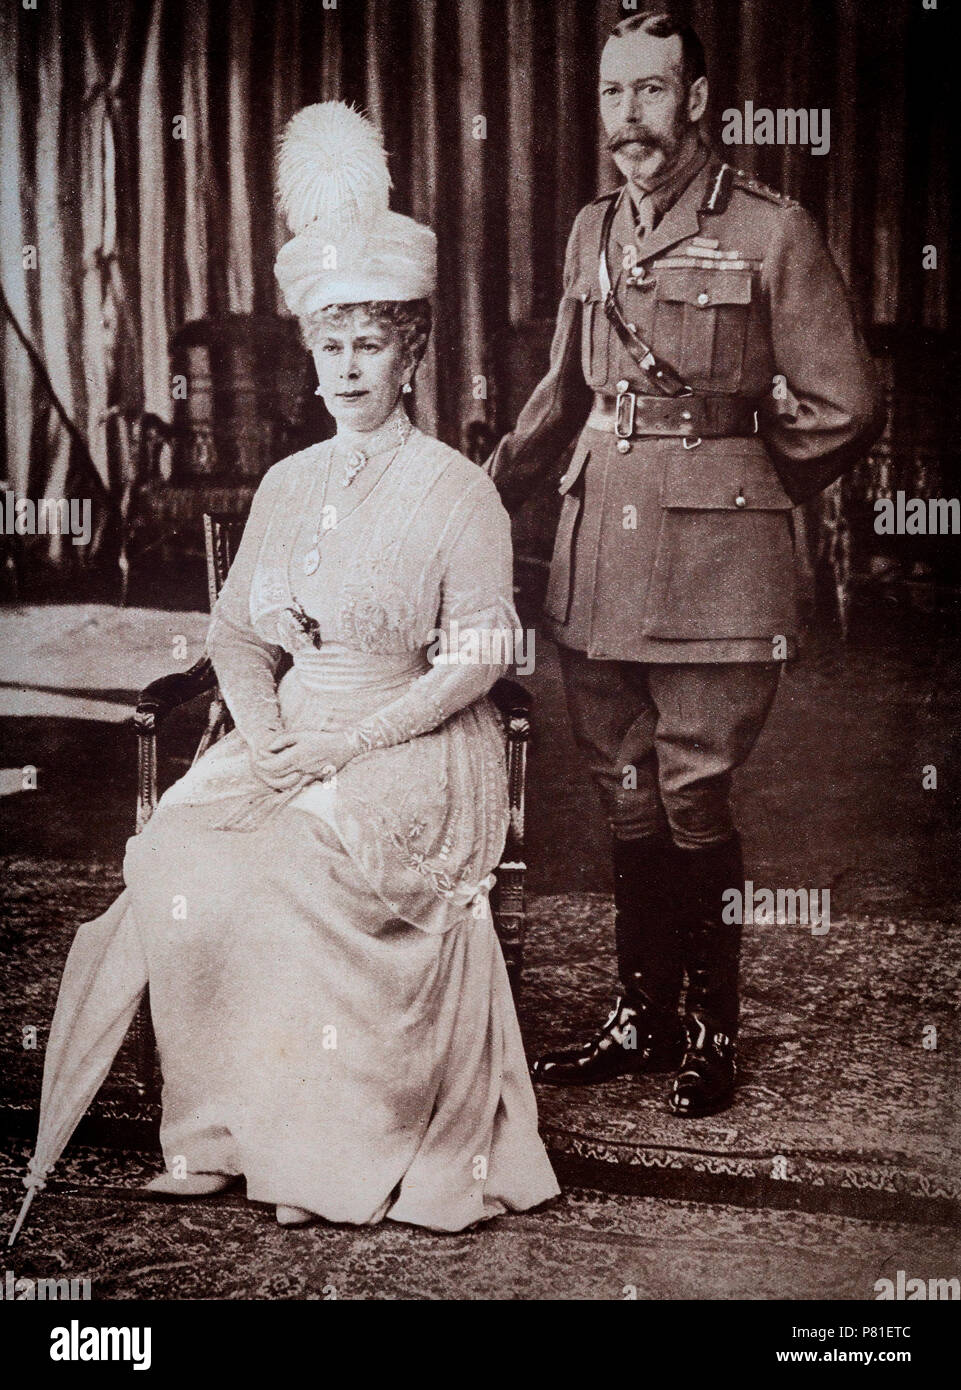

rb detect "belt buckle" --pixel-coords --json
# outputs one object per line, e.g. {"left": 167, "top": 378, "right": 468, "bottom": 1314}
{"left": 615, "top": 390, "right": 636, "bottom": 439}
{"left": 679, "top": 386, "right": 701, "bottom": 446}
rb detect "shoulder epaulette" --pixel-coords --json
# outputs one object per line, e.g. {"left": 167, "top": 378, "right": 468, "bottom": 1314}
{"left": 730, "top": 169, "right": 800, "bottom": 209}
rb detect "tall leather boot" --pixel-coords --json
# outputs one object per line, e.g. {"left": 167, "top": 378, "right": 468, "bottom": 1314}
{"left": 669, "top": 833, "right": 744, "bottom": 1118}
{"left": 533, "top": 831, "right": 685, "bottom": 1086}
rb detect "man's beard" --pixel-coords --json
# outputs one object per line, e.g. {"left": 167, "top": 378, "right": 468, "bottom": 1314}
{"left": 607, "top": 113, "right": 692, "bottom": 183}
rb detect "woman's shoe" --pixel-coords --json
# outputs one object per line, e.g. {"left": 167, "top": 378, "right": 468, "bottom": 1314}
{"left": 143, "top": 1171, "right": 235, "bottom": 1197}
{"left": 276, "top": 1204, "right": 313, "bottom": 1227}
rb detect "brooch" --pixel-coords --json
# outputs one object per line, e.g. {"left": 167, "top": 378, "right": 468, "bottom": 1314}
{"left": 284, "top": 599, "right": 322, "bottom": 650}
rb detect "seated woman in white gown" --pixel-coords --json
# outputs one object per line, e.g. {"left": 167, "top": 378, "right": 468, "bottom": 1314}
{"left": 88, "top": 103, "right": 557, "bottom": 1231}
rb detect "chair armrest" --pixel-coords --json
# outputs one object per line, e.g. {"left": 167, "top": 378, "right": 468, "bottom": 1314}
{"left": 134, "top": 657, "right": 218, "bottom": 733}
{"left": 132, "top": 658, "right": 219, "bottom": 834}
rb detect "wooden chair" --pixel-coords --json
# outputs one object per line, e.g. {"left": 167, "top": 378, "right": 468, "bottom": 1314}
{"left": 130, "top": 512, "right": 532, "bottom": 1095}
{"left": 827, "top": 325, "right": 961, "bottom": 627}
{"left": 118, "top": 314, "right": 332, "bottom": 602}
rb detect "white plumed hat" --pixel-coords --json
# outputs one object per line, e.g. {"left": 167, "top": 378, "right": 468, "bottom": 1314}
{"left": 273, "top": 102, "right": 436, "bottom": 315}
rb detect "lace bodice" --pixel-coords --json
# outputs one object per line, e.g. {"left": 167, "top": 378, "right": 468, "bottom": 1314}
{"left": 205, "top": 423, "right": 520, "bottom": 756}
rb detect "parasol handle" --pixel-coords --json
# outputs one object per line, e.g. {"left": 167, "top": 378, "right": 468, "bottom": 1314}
{"left": 7, "top": 1187, "right": 36, "bottom": 1248}
{"left": 7, "top": 1158, "right": 50, "bottom": 1247}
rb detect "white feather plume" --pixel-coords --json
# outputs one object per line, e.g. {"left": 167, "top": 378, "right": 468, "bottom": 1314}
{"left": 276, "top": 102, "right": 391, "bottom": 238}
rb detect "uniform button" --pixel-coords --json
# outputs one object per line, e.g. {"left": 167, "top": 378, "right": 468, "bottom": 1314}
{"left": 580, "top": 291, "right": 589, "bottom": 302}
{"left": 681, "top": 409, "right": 692, "bottom": 421}
{"left": 617, "top": 439, "right": 631, "bottom": 454}
{"left": 697, "top": 291, "right": 710, "bottom": 306}
{"left": 616, "top": 379, "right": 630, "bottom": 393}
{"left": 735, "top": 494, "right": 747, "bottom": 508}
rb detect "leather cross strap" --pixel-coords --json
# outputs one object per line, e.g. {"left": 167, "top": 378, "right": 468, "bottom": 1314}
{"left": 597, "top": 187, "right": 690, "bottom": 398}
{"left": 588, "top": 391, "right": 758, "bottom": 439}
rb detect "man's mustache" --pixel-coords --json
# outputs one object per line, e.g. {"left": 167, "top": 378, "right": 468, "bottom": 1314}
{"left": 607, "top": 128, "right": 664, "bottom": 153}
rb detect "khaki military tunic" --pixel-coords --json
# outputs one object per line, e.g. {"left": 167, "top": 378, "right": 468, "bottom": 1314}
{"left": 487, "top": 156, "right": 883, "bottom": 664}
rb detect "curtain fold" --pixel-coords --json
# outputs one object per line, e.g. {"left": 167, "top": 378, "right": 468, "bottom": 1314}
{"left": 138, "top": 0, "right": 170, "bottom": 422}
{"left": 0, "top": 0, "right": 954, "bottom": 561}
{"left": 226, "top": 0, "right": 254, "bottom": 315}
{"left": 1, "top": 1, "right": 34, "bottom": 497}
{"left": 407, "top": 0, "right": 440, "bottom": 437}
{"left": 180, "top": 1, "right": 211, "bottom": 323}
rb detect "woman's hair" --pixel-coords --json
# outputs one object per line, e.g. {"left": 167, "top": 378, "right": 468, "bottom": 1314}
{"left": 299, "top": 299, "right": 433, "bottom": 367}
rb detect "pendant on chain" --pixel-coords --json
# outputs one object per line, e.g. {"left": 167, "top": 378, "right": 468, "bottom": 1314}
{"left": 342, "top": 449, "right": 368, "bottom": 487}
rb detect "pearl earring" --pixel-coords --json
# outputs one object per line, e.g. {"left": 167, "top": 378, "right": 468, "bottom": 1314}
{"left": 314, "top": 385, "right": 324, "bottom": 396}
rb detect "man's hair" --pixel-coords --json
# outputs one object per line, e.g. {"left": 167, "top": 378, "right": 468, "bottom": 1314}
{"left": 610, "top": 10, "right": 707, "bottom": 90}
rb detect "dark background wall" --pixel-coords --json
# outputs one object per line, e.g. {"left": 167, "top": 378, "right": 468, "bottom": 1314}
{"left": 0, "top": 0, "right": 955, "bottom": 556}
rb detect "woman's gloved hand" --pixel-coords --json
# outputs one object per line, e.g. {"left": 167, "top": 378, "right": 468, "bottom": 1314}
{"left": 250, "top": 729, "right": 359, "bottom": 789}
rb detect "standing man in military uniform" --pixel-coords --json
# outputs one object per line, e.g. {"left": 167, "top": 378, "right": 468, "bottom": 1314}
{"left": 485, "top": 10, "right": 882, "bottom": 1116}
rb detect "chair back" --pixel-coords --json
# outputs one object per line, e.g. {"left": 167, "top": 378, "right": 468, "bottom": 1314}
{"left": 169, "top": 313, "right": 329, "bottom": 481}
{"left": 202, "top": 512, "right": 247, "bottom": 611}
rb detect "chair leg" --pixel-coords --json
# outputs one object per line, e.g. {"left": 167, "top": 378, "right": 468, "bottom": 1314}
{"left": 493, "top": 862, "right": 527, "bottom": 999}
{"left": 134, "top": 721, "right": 158, "bottom": 834}
{"left": 132, "top": 994, "right": 159, "bottom": 1098}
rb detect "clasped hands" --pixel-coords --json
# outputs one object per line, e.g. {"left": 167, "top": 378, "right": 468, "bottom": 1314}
{"left": 250, "top": 728, "right": 361, "bottom": 792}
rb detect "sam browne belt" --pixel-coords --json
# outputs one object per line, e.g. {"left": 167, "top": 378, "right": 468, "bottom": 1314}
{"left": 588, "top": 390, "right": 759, "bottom": 443}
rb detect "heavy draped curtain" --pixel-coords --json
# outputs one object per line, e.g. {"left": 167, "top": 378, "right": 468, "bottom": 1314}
{"left": 1, "top": 0, "right": 954, "bottom": 559}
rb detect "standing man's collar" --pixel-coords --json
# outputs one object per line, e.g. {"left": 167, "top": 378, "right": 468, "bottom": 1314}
{"left": 625, "top": 137, "right": 710, "bottom": 229}
{"left": 610, "top": 151, "right": 721, "bottom": 268}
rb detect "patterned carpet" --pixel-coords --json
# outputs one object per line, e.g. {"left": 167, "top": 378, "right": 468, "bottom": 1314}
{"left": 2, "top": 857, "right": 958, "bottom": 1224}
{"left": 3, "top": 1163, "right": 957, "bottom": 1300}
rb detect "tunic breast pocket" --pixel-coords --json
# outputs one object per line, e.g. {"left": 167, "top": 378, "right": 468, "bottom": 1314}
{"left": 573, "top": 278, "right": 610, "bottom": 389}
{"left": 652, "top": 268, "right": 753, "bottom": 392}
